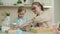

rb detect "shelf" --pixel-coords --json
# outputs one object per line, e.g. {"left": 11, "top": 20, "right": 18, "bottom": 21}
{"left": 0, "top": 5, "right": 52, "bottom": 9}
{"left": 43, "top": 6, "right": 52, "bottom": 9}
{"left": 0, "top": 4, "right": 24, "bottom": 8}
{"left": 25, "top": 4, "right": 52, "bottom": 9}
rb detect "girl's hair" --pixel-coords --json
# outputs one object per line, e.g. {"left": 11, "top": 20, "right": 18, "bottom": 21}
{"left": 32, "top": 2, "right": 44, "bottom": 11}
{"left": 18, "top": 6, "right": 26, "bottom": 13}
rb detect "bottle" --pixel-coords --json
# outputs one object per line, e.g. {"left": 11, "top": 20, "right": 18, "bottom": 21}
{"left": 59, "top": 23, "right": 60, "bottom": 28}
{"left": 58, "top": 22, "right": 60, "bottom": 31}
{"left": 17, "top": 0, "right": 22, "bottom": 4}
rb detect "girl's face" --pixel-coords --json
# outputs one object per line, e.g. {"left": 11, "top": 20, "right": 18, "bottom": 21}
{"left": 18, "top": 10, "right": 26, "bottom": 18}
{"left": 32, "top": 5, "right": 41, "bottom": 14}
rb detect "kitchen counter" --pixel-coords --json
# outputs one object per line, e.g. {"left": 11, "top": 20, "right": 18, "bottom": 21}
{"left": 0, "top": 31, "right": 54, "bottom": 34}
{"left": 0, "top": 31, "right": 53, "bottom": 34}
{"left": 6, "top": 29, "right": 54, "bottom": 34}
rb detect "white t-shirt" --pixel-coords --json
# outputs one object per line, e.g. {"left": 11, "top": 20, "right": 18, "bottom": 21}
{"left": 33, "top": 11, "right": 53, "bottom": 28}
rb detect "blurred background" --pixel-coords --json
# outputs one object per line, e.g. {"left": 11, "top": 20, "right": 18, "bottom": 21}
{"left": 0, "top": 0, "right": 60, "bottom": 34}
{"left": 0, "top": 0, "right": 54, "bottom": 26}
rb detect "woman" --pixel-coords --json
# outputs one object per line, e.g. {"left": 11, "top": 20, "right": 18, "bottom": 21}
{"left": 31, "top": 2, "right": 52, "bottom": 29}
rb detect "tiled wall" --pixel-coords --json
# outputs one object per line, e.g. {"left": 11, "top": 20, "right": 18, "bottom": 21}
{"left": 0, "top": 7, "right": 17, "bottom": 26}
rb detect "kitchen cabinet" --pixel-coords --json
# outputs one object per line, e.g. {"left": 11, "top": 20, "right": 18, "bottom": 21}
{"left": 0, "top": 0, "right": 53, "bottom": 9}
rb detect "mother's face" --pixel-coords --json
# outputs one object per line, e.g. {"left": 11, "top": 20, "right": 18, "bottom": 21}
{"left": 32, "top": 5, "right": 41, "bottom": 14}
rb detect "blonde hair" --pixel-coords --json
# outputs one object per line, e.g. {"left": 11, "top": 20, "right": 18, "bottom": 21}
{"left": 18, "top": 6, "right": 26, "bottom": 13}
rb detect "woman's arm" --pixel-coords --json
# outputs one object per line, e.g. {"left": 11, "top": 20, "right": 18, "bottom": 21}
{"left": 33, "top": 14, "right": 51, "bottom": 27}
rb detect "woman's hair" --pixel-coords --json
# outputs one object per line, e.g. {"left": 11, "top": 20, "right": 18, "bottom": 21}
{"left": 32, "top": 2, "right": 44, "bottom": 11}
{"left": 18, "top": 6, "right": 26, "bottom": 13}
